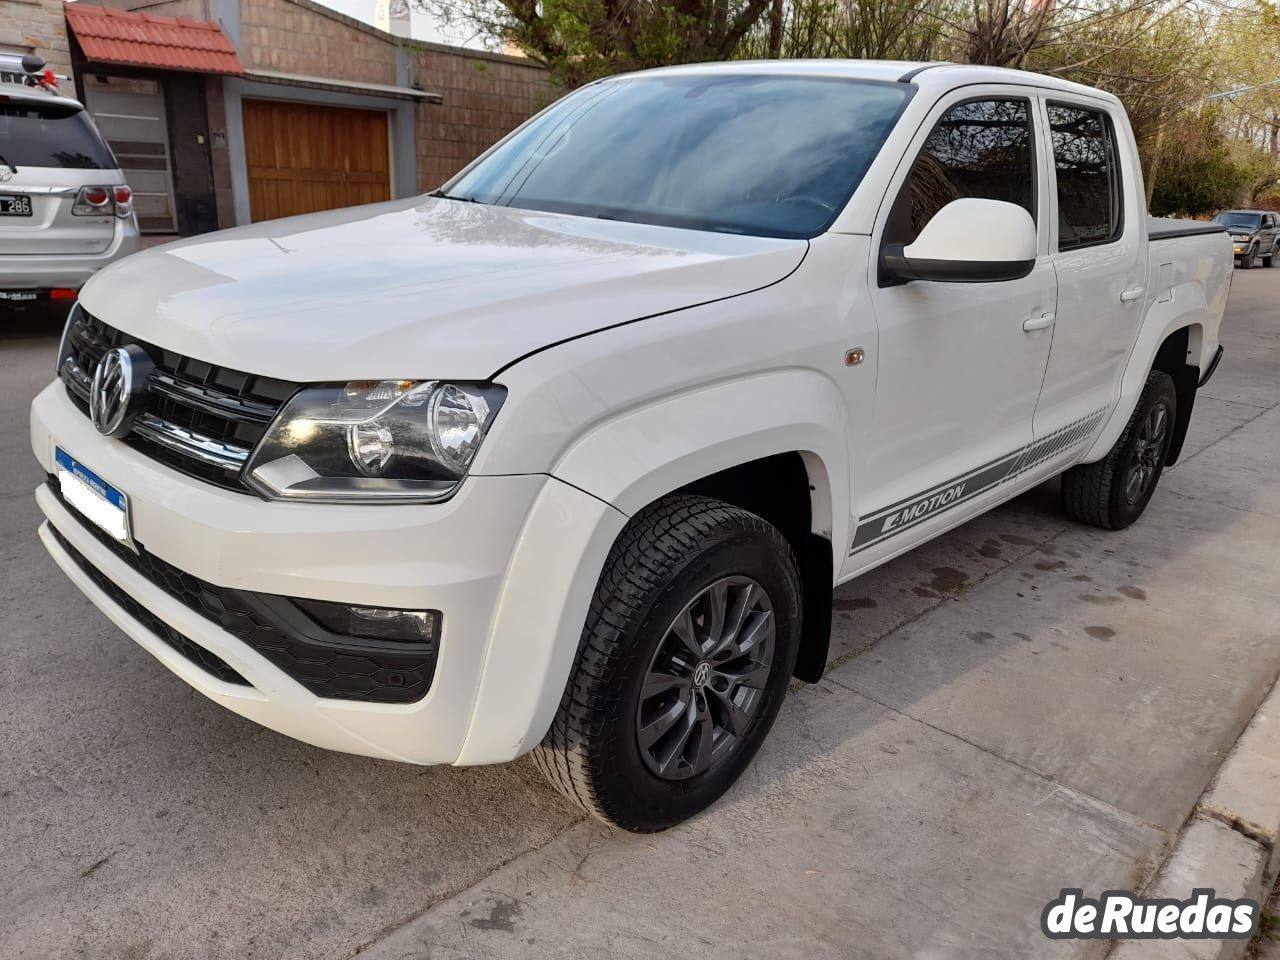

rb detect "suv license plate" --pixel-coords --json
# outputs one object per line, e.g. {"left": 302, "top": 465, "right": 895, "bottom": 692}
{"left": 55, "top": 447, "right": 133, "bottom": 547}
{"left": 0, "top": 195, "right": 33, "bottom": 217}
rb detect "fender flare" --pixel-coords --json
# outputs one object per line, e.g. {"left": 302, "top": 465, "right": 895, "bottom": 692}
{"left": 551, "top": 368, "right": 850, "bottom": 550}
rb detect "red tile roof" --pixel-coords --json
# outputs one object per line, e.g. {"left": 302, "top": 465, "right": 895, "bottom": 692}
{"left": 64, "top": 3, "right": 245, "bottom": 75}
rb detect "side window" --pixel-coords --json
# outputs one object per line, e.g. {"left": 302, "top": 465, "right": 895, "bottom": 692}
{"left": 1048, "top": 104, "right": 1123, "bottom": 249}
{"left": 888, "top": 98, "right": 1035, "bottom": 245}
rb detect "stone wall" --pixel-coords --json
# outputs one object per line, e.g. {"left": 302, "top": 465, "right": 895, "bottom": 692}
{"left": 0, "top": 0, "right": 72, "bottom": 79}
{"left": 238, "top": 0, "right": 397, "bottom": 85}
{"left": 411, "top": 43, "right": 556, "bottom": 190}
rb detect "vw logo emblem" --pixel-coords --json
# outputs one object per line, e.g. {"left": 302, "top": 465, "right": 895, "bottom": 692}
{"left": 90, "top": 345, "right": 152, "bottom": 437}
{"left": 692, "top": 661, "right": 712, "bottom": 688}
{"left": 0, "top": 169, "right": 12, "bottom": 183}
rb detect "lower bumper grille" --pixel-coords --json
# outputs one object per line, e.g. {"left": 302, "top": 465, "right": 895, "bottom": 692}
{"left": 46, "top": 479, "right": 439, "bottom": 704}
{"left": 48, "top": 525, "right": 251, "bottom": 686}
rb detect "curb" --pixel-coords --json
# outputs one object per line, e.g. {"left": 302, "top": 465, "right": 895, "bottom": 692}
{"left": 1108, "top": 678, "right": 1280, "bottom": 960}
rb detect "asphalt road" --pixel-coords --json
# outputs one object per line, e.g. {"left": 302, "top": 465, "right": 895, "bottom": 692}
{"left": 2, "top": 270, "right": 1278, "bottom": 959}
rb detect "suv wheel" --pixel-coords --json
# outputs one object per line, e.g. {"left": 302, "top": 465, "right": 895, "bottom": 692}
{"left": 533, "top": 495, "right": 802, "bottom": 832}
{"left": 1241, "top": 244, "right": 1257, "bottom": 268}
{"left": 1061, "top": 370, "right": 1177, "bottom": 530}
{"left": 1264, "top": 245, "right": 1275, "bottom": 268}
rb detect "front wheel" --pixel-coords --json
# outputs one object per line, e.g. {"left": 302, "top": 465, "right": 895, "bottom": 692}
{"left": 1240, "top": 245, "right": 1257, "bottom": 269}
{"left": 1061, "top": 370, "right": 1177, "bottom": 530}
{"left": 533, "top": 495, "right": 802, "bottom": 832}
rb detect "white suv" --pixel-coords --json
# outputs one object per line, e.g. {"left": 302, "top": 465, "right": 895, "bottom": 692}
{"left": 0, "top": 55, "right": 138, "bottom": 309}
{"left": 30, "top": 61, "right": 1230, "bottom": 831}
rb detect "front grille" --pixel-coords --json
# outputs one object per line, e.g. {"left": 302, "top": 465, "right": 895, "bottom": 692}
{"left": 48, "top": 524, "right": 251, "bottom": 687}
{"left": 48, "top": 478, "right": 439, "bottom": 704}
{"left": 59, "top": 307, "right": 297, "bottom": 492}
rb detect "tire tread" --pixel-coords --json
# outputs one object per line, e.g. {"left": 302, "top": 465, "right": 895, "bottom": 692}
{"left": 532, "top": 494, "right": 793, "bottom": 829}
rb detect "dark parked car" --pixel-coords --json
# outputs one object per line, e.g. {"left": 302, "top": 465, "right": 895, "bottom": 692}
{"left": 1213, "top": 210, "right": 1279, "bottom": 269}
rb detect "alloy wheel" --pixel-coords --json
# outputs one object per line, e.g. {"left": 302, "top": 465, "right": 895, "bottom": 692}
{"left": 1125, "top": 400, "right": 1170, "bottom": 505}
{"left": 636, "top": 576, "right": 775, "bottom": 781}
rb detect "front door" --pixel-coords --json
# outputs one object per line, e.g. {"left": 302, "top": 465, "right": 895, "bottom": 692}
{"left": 850, "top": 91, "right": 1056, "bottom": 569}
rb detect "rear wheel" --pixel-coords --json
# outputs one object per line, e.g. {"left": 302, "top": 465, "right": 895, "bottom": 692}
{"left": 1264, "top": 245, "right": 1276, "bottom": 267}
{"left": 1061, "top": 371, "right": 1177, "bottom": 530}
{"left": 533, "top": 495, "right": 802, "bottom": 832}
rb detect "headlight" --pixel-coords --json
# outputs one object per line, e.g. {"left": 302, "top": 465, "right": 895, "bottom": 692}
{"left": 245, "top": 379, "right": 506, "bottom": 503}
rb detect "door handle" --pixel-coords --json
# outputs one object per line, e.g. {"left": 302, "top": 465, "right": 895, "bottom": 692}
{"left": 1120, "top": 284, "right": 1146, "bottom": 303}
{"left": 1023, "top": 312, "right": 1055, "bottom": 332}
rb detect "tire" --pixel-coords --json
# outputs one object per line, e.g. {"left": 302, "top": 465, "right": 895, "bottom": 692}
{"left": 1240, "top": 245, "right": 1256, "bottom": 269}
{"left": 1265, "top": 245, "right": 1276, "bottom": 268}
{"left": 533, "top": 494, "right": 802, "bottom": 832}
{"left": 1061, "top": 371, "right": 1177, "bottom": 530}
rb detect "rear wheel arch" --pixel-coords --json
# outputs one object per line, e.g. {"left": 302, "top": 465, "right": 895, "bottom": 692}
{"left": 1149, "top": 323, "right": 1201, "bottom": 466}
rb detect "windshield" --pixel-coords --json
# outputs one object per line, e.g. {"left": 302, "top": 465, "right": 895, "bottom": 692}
{"left": 0, "top": 100, "right": 116, "bottom": 169}
{"left": 1215, "top": 212, "right": 1262, "bottom": 230}
{"left": 444, "top": 74, "right": 910, "bottom": 239}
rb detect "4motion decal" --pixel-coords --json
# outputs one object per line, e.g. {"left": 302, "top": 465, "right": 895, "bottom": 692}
{"left": 849, "top": 408, "right": 1109, "bottom": 556}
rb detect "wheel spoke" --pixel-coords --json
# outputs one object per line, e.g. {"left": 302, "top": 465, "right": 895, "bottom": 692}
{"left": 653, "top": 698, "right": 698, "bottom": 775}
{"left": 689, "top": 707, "right": 715, "bottom": 775}
{"left": 638, "top": 694, "right": 689, "bottom": 750}
{"left": 670, "top": 607, "right": 703, "bottom": 661}
{"left": 714, "top": 582, "right": 758, "bottom": 656}
{"left": 702, "top": 580, "right": 728, "bottom": 647}
{"left": 642, "top": 671, "right": 685, "bottom": 701}
{"left": 720, "top": 658, "right": 770, "bottom": 690}
{"left": 709, "top": 688, "right": 752, "bottom": 738}
{"left": 734, "top": 611, "right": 773, "bottom": 657}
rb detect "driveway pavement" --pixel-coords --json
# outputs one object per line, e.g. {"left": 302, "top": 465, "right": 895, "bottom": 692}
{"left": 2, "top": 271, "right": 1278, "bottom": 960}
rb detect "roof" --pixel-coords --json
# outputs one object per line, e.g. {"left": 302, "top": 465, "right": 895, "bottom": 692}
{"left": 245, "top": 68, "right": 443, "bottom": 103}
{"left": 612, "top": 60, "right": 1121, "bottom": 103}
{"left": 64, "top": 3, "right": 245, "bottom": 76}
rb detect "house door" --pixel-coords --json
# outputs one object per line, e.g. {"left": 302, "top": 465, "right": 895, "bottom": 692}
{"left": 241, "top": 99, "right": 391, "bottom": 222}
{"left": 83, "top": 75, "right": 177, "bottom": 233}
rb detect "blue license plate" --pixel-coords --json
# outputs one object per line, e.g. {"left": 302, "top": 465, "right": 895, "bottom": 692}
{"left": 54, "top": 447, "right": 132, "bottom": 546}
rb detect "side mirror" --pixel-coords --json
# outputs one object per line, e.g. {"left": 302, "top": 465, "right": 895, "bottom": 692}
{"left": 881, "top": 198, "right": 1036, "bottom": 284}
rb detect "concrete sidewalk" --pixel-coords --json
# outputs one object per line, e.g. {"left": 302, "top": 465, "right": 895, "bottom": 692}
{"left": 357, "top": 288, "right": 1280, "bottom": 959}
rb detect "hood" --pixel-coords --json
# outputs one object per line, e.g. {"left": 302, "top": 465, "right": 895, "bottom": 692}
{"left": 80, "top": 197, "right": 808, "bottom": 382}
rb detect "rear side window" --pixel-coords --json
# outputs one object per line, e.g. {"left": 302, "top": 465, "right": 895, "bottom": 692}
{"left": 1048, "top": 104, "right": 1122, "bottom": 249}
{"left": 0, "top": 101, "right": 116, "bottom": 169}
{"left": 889, "top": 98, "right": 1035, "bottom": 244}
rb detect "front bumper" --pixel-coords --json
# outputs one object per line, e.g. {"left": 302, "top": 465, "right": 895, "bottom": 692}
{"left": 31, "top": 381, "right": 626, "bottom": 765}
{"left": 1, "top": 217, "right": 139, "bottom": 292}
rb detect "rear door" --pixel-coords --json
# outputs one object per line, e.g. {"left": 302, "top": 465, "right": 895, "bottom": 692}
{"left": 0, "top": 96, "right": 119, "bottom": 256}
{"left": 1032, "top": 97, "right": 1147, "bottom": 438}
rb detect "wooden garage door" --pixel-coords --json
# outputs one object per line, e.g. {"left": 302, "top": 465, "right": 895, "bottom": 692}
{"left": 242, "top": 99, "right": 391, "bottom": 222}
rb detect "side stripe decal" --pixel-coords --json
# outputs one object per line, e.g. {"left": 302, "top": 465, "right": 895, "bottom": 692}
{"left": 848, "top": 408, "right": 1108, "bottom": 556}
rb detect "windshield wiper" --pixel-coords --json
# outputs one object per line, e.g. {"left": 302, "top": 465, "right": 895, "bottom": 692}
{"left": 427, "top": 189, "right": 480, "bottom": 203}
{"left": 0, "top": 152, "right": 16, "bottom": 175}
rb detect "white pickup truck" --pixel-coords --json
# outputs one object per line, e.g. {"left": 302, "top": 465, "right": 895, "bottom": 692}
{"left": 31, "top": 61, "right": 1231, "bottom": 832}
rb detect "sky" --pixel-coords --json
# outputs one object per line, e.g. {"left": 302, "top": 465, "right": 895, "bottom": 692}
{"left": 308, "top": 0, "right": 491, "bottom": 47}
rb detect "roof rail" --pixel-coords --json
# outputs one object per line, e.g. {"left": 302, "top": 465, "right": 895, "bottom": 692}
{"left": 0, "top": 53, "right": 67, "bottom": 92}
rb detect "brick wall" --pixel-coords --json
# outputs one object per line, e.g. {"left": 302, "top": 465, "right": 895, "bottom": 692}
{"left": 0, "top": 0, "right": 72, "bottom": 78}
{"left": 239, "top": 0, "right": 397, "bottom": 85}
{"left": 411, "top": 44, "right": 556, "bottom": 190}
